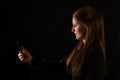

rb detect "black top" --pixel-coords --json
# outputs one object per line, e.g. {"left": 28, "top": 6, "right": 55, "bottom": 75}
{"left": 30, "top": 43, "right": 106, "bottom": 80}
{"left": 73, "top": 43, "right": 106, "bottom": 80}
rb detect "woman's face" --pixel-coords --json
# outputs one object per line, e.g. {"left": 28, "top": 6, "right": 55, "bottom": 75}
{"left": 71, "top": 17, "right": 87, "bottom": 40}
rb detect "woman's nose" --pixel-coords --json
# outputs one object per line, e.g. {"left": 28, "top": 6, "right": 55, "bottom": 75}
{"left": 71, "top": 27, "right": 74, "bottom": 32}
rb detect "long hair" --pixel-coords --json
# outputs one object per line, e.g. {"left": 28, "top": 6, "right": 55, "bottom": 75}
{"left": 66, "top": 6, "right": 105, "bottom": 78}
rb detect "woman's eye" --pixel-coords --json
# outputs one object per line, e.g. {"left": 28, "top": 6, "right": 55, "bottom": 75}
{"left": 74, "top": 24, "right": 77, "bottom": 27}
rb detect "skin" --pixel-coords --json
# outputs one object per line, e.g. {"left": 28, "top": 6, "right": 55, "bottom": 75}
{"left": 71, "top": 17, "right": 87, "bottom": 44}
{"left": 18, "top": 17, "right": 87, "bottom": 63}
{"left": 18, "top": 47, "right": 32, "bottom": 63}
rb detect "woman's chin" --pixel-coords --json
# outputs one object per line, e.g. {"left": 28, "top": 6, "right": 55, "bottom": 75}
{"left": 76, "top": 37, "right": 79, "bottom": 40}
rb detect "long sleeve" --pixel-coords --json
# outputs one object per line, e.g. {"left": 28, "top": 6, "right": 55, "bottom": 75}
{"left": 30, "top": 56, "right": 67, "bottom": 72}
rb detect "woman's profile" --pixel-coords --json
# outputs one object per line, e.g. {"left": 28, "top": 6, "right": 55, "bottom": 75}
{"left": 18, "top": 6, "right": 106, "bottom": 80}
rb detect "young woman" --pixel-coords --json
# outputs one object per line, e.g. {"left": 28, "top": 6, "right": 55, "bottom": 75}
{"left": 18, "top": 6, "right": 106, "bottom": 80}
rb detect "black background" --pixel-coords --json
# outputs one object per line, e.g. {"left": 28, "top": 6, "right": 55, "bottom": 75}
{"left": 0, "top": 0, "right": 120, "bottom": 80}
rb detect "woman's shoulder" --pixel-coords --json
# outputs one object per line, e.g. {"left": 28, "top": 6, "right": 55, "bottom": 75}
{"left": 86, "top": 42, "right": 103, "bottom": 58}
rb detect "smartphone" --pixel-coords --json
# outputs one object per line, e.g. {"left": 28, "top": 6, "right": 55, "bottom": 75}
{"left": 17, "top": 41, "right": 22, "bottom": 51}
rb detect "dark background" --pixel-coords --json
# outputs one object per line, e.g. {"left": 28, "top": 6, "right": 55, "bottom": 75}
{"left": 0, "top": 0, "right": 120, "bottom": 80}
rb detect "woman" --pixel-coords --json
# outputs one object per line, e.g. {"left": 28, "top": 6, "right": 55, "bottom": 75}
{"left": 18, "top": 6, "right": 106, "bottom": 80}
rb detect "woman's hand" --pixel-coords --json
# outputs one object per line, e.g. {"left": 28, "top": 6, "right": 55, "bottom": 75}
{"left": 18, "top": 47, "right": 32, "bottom": 63}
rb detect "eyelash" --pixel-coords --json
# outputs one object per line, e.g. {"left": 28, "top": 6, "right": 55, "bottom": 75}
{"left": 73, "top": 24, "right": 78, "bottom": 28}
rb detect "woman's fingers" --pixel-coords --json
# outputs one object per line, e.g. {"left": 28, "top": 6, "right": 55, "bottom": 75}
{"left": 18, "top": 51, "right": 25, "bottom": 61}
{"left": 18, "top": 47, "right": 32, "bottom": 63}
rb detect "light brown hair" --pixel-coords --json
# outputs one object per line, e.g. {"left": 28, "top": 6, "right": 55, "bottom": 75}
{"left": 66, "top": 6, "right": 105, "bottom": 78}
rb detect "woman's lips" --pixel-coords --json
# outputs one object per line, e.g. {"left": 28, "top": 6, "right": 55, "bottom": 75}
{"left": 74, "top": 33, "right": 77, "bottom": 35}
